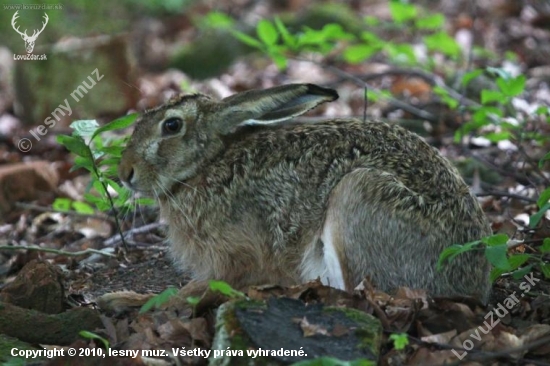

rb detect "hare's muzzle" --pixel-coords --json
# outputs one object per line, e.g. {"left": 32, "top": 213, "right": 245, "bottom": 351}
{"left": 118, "top": 156, "right": 136, "bottom": 191}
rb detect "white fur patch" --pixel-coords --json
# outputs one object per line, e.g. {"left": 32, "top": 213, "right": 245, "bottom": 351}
{"left": 321, "top": 220, "right": 346, "bottom": 290}
{"left": 145, "top": 140, "right": 159, "bottom": 160}
{"left": 300, "top": 219, "right": 346, "bottom": 290}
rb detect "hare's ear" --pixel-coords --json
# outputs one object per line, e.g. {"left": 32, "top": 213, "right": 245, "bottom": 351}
{"left": 216, "top": 84, "right": 338, "bottom": 134}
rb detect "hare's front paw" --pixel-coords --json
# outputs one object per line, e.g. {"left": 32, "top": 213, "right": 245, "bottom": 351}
{"left": 96, "top": 291, "right": 156, "bottom": 316}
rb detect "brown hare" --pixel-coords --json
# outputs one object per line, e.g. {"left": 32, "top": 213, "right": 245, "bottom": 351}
{"left": 106, "top": 84, "right": 491, "bottom": 311}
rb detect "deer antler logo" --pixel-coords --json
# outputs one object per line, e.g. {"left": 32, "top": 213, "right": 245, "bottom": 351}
{"left": 11, "top": 11, "right": 49, "bottom": 53}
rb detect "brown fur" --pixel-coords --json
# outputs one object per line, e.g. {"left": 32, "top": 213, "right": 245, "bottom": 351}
{"left": 107, "top": 84, "right": 491, "bottom": 311}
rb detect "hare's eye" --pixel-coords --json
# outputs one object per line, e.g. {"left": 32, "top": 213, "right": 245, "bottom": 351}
{"left": 162, "top": 117, "right": 183, "bottom": 135}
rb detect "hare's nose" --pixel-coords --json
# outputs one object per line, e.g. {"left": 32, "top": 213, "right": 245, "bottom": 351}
{"left": 125, "top": 168, "right": 135, "bottom": 188}
{"left": 118, "top": 163, "right": 135, "bottom": 190}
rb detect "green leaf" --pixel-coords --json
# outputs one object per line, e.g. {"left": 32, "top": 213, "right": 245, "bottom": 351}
{"left": 274, "top": 17, "right": 296, "bottom": 49}
{"left": 539, "top": 151, "right": 550, "bottom": 168}
{"left": 389, "top": 2, "right": 417, "bottom": 23}
{"left": 52, "top": 198, "right": 72, "bottom": 212}
{"left": 344, "top": 44, "right": 377, "bottom": 64}
{"left": 232, "top": 30, "right": 263, "bottom": 49}
{"left": 363, "top": 16, "right": 380, "bottom": 26}
{"left": 423, "top": 31, "right": 460, "bottom": 58}
{"left": 496, "top": 75, "right": 525, "bottom": 97}
{"left": 537, "top": 187, "right": 550, "bottom": 209}
{"left": 530, "top": 201, "right": 550, "bottom": 228}
{"left": 208, "top": 280, "right": 245, "bottom": 298}
{"left": 257, "top": 19, "right": 278, "bottom": 46}
{"left": 415, "top": 13, "right": 445, "bottom": 29}
{"left": 70, "top": 119, "right": 100, "bottom": 137}
{"left": 90, "top": 113, "right": 138, "bottom": 142}
{"left": 433, "top": 86, "right": 458, "bottom": 109}
{"left": 482, "top": 233, "right": 509, "bottom": 246}
{"left": 186, "top": 296, "right": 200, "bottom": 306}
{"left": 321, "top": 24, "right": 353, "bottom": 40}
{"left": 506, "top": 254, "right": 530, "bottom": 270}
{"left": 389, "top": 333, "right": 409, "bottom": 350}
{"left": 385, "top": 43, "right": 416, "bottom": 64}
{"left": 271, "top": 51, "right": 288, "bottom": 70}
{"left": 99, "top": 146, "right": 125, "bottom": 157}
{"left": 57, "top": 135, "right": 92, "bottom": 158}
{"left": 366, "top": 90, "right": 382, "bottom": 102}
{"left": 541, "top": 238, "right": 550, "bottom": 254}
{"left": 484, "top": 131, "right": 512, "bottom": 142}
{"left": 437, "top": 240, "right": 482, "bottom": 270}
{"left": 360, "top": 31, "right": 383, "bottom": 45}
{"left": 481, "top": 90, "right": 504, "bottom": 104}
{"left": 200, "top": 11, "right": 234, "bottom": 29}
{"left": 105, "top": 178, "right": 127, "bottom": 197}
{"left": 511, "top": 264, "right": 534, "bottom": 280}
{"left": 79, "top": 331, "right": 110, "bottom": 350}
{"left": 93, "top": 180, "right": 108, "bottom": 198}
{"left": 70, "top": 156, "right": 93, "bottom": 172}
{"left": 540, "top": 263, "right": 550, "bottom": 279}
{"left": 98, "top": 157, "right": 121, "bottom": 167}
{"left": 485, "top": 244, "right": 510, "bottom": 270}
{"left": 490, "top": 267, "right": 507, "bottom": 282}
{"left": 461, "top": 69, "right": 483, "bottom": 87}
{"left": 134, "top": 197, "right": 155, "bottom": 206}
{"left": 72, "top": 201, "right": 95, "bottom": 214}
{"left": 140, "top": 287, "right": 178, "bottom": 313}
{"left": 437, "top": 245, "right": 461, "bottom": 270}
{"left": 84, "top": 193, "right": 110, "bottom": 211}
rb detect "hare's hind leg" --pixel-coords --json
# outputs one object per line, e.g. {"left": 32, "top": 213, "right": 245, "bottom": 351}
{"left": 326, "top": 168, "right": 489, "bottom": 300}
{"left": 304, "top": 168, "right": 440, "bottom": 293}
{"left": 307, "top": 168, "right": 489, "bottom": 298}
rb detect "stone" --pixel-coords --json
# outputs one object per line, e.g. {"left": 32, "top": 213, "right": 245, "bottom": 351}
{"left": 0, "top": 259, "right": 64, "bottom": 314}
{"left": 0, "top": 161, "right": 58, "bottom": 215}
{"left": 211, "top": 297, "right": 382, "bottom": 365}
{"left": 13, "top": 35, "right": 139, "bottom": 127}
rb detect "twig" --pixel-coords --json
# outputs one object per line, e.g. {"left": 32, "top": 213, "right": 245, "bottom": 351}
{"left": 338, "top": 68, "right": 481, "bottom": 108}
{"left": 477, "top": 191, "right": 537, "bottom": 203}
{"left": 103, "top": 222, "right": 164, "bottom": 247}
{"left": 472, "top": 154, "right": 535, "bottom": 186}
{"left": 15, "top": 202, "right": 114, "bottom": 222}
{"left": 358, "top": 279, "right": 392, "bottom": 330}
{"left": 296, "top": 57, "right": 438, "bottom": 122}
{"left": 0, "top": 244, "right": 116, "bottom": 258}
{"left": 516, "top": 142, "right": 550, "bottom": 186}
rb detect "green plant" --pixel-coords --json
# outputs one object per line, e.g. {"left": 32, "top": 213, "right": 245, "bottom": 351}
{"left": 208, "top": 280, "right": 246, "bottom": 299}
{"left": 56, "top": 114, "right": 154, "bottom": 214}
{"left": 79, "top": 330, "right": 110, "bottom": 350}
{"left": 230, "top": 1, "right": 459, "bottom": 71}
{"left": 389, "top": 333, "right": 409, "bottom": 350}
{"left": 139, "top": 287, "right": 179, "bottom": 313}
{"left": 438, "top": 234, "right": 550, "bottom": 281}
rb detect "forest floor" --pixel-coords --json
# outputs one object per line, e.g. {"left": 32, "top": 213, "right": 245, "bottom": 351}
{"left": 0, "top": 0, "right": 549, "bottom": 365}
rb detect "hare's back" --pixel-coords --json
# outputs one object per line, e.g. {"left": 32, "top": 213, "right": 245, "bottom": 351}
{"left": 226, "top": 119, "right": 467, "bottom": 200}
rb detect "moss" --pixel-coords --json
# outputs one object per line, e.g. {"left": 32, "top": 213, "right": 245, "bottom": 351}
{"left": 322, "top": 307, "right": 382, "bottom": 357}
{"left": 211, "top": 300, "right": 278, "bottom": 366}
{"left": 212, "top": 299, "right": 382, "bottom": 365}
{"left": 0, "top": 333, "right": 40, "bottom": 364}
